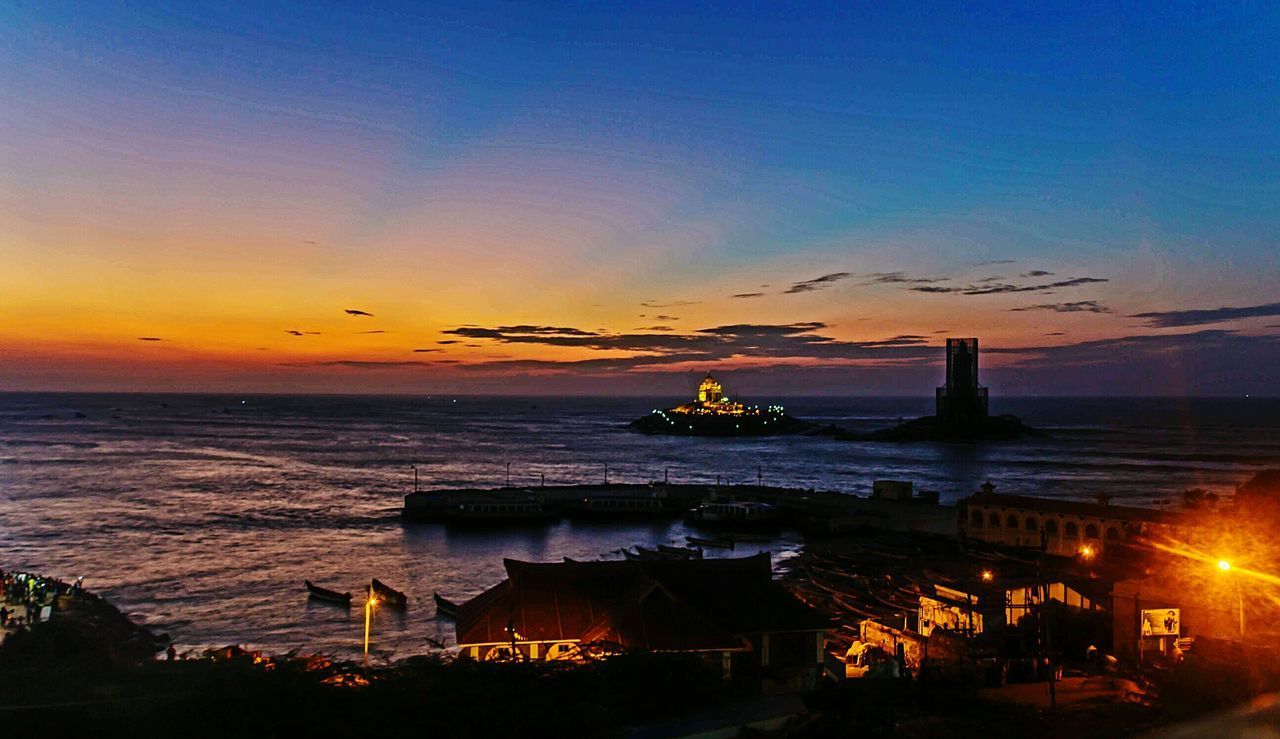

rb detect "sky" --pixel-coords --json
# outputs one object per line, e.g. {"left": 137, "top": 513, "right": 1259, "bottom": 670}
{"left": 2, "top": 1, "right": 1278, "bottom": 396}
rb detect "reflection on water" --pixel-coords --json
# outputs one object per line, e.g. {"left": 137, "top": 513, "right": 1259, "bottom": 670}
{"left": 1, "top": 392, "right": 1277, "bottom": 659}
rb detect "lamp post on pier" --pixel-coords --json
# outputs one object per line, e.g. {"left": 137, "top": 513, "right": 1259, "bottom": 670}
{"left": 364, "top": 594, "right": 379, "bottom": 668}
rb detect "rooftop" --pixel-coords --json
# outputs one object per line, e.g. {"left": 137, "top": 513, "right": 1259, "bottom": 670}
{"left": 455, "top": 554, "right": 829, "bottom": 651}
{"left": 965, "top": 491, "right": 1189, "bottom": 526}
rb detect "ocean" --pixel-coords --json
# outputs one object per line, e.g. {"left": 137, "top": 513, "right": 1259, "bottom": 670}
{"left": 2, "top": 392, "right": 1277, "bottom": 661}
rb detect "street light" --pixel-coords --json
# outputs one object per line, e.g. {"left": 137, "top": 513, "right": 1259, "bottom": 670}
{"left": 980, "top": 569, "right": 994, "bottom": 582}
{"left": 364, "top": 595, "right": 379, "bottom": 667}
{"left": 1078, "top": 544, "right": 1096, "bottom": 561}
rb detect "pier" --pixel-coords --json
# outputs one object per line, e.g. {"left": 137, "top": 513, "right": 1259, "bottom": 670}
{"left": 402, "top": 480, "right": 956, "bottom": 535}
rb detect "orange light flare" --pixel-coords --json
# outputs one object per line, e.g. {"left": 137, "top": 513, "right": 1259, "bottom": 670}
{"left": 1144, "top": 535, "right": 1280, "bottom": 590}
{"left": 980, "top": 569, "right": 994, "bottom": 582}
{"left": 1078, "top": 544, "right": 1096, "bottom": 561}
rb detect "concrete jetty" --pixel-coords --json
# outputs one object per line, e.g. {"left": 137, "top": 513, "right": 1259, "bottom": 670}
{"left": 403, "top": 480, "right": 957, "bottom": 536}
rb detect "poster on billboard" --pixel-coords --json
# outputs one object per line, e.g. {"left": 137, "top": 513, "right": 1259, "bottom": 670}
{"left": 1141, "top": 608, "right": 1180, "bottom": 637}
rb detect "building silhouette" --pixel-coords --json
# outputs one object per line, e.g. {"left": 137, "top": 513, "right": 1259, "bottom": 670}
{"left": 935, "top": 338, "right": 988, "bottom": 422}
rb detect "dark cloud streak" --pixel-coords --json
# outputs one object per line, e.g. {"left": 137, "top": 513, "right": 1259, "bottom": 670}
{"left": 1130, "top": 302, "right": 1280, "bottom": 328}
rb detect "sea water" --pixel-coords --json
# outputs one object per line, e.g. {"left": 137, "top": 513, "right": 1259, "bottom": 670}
{"left": 2, "top": 393, "right": 1277, "bottom": 660}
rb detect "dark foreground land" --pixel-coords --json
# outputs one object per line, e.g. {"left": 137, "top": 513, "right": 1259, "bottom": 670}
{"left": 2, "top": 577, "right": 1272, "bottom": 738}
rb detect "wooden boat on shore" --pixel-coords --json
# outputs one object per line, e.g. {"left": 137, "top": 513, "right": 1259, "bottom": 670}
{"left": 723, "top": 532, "right": 775, "bottom": 543}
{"left": 369, "top": 578, "right": 408, "bottom": 608}
{"left": 686, "top": 535, "right": 734, "bottom": 549}
{"left": 305, "top": 580, "right": 352, "bottom": 606}
{"left": 433, "top": 592, "right": 458, "bottom": 619}
{"left": 657, "top": 544, "right": 703, "bottom": 559}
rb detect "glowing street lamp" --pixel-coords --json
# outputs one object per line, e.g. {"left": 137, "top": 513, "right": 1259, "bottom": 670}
{"left": 364, "top": 595, "right": 379, "bottom": 667}
{"left": 1078, "top": 544, "right": 1096, "bottom": 561}
{"left": 1218, "top": 559, "right": 1231, "bottom": 572}
{"left": 980, "top": 569, "right": 994, "bottom": 583}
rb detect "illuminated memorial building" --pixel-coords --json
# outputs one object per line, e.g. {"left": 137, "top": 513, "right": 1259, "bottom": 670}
{"left": 629, "top": 373, "right": 812, "bottom": 436}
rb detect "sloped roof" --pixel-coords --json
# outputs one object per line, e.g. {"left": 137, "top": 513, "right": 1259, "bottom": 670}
{"left": 455, "top": 554, "right": 829, "bottom": 650}
{"left": 965, "top": 492, "right": 1188, "bottom": 525}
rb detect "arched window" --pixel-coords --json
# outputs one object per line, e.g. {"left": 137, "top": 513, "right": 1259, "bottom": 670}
{"left": 1065, "top": 522, "right": 1079, "bottom": 537}
{"left": 989, "top": 513, "right": 1001, "bottom": 527}
{"left": 971, "top": 510, "right": 984, "bottom": 527}
{"left": 1025, "top": 517, "right": 1038, "bottom": 531}
{"left": 1006, "top": 514, "right": 1019, "bottom": 528}
{"left": 1105, "top": 527, "right": 1122, "bottom": 541}
{"left": 1084, "top": 524, "right": 1100, "bottom": 539}
{"left": 1044, "top": 519, "right": 1059, "bottom": 536}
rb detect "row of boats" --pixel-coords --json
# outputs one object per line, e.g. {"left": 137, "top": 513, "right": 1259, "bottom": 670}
{"left": 618, "top": 531, "right": 777, "bottom": 561}
{"left": 303, "top": 578, "right": 458, "bottom": 618}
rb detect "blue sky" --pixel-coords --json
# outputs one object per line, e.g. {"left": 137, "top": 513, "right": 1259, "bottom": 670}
{"left": 2, "top": 2, "right": 1278, "bottom": 394}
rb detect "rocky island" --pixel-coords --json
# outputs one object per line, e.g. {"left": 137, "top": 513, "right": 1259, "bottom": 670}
{"left": 838, "top": 338, "right": 1042, "bottom": 442}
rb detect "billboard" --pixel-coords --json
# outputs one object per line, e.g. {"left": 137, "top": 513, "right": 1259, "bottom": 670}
{"left": 1141, "top": 608, "right": 1180, "bottom": 637}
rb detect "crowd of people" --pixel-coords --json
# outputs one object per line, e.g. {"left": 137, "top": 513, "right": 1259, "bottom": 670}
{"left": 0, "top": 570, "right": 80, "bottom": 634}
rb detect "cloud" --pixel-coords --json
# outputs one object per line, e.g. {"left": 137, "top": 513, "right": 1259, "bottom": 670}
{"left": 137, "top": 337, "right": 164, "bottom": 341}
{"left": 279, "top": 360, "right": 435, "bottom": 368}
{"left": 442, "top": 321, "right": 936, "bottom": 372}
{"left": 1130, "top": 302, "right": 1280, "bottom": 328}
{"left": 859, "top": 272, "right": 948, "bottom": 286}
{"left": 784, "top": 272, "right": 852, "bottom": 294}
{"left": 654, "top": 315, "right": 679, "bottom": 321}
{"left": 635, "top": 325, "right": 675, "bottom": 331}
{"left": 1044, "top": 331, "right": 1067, "bottom": 336}
{"left": 436, "top": 340, "right": 460, "bottom": 344}
{"left": 973, "top": 259, "right": 1017, "bottom": 266}
{"left": 1022, "top": 270, "right": 1054, "bottom": 278}
{"left": 910, "top": 276, "right": 1108, "bottom": 296}
{"left": 413, "top": 348, "right": 443, "bottom": 353}
{"left": 355, "top": 330, "right": 387, "bottom": 334}
{"left": 987, "top": 329, "right": 1273, "bottom": 364}
{"left": 1010, "top": 301, "right": 1112, "bottom": 314}
{"left": 345, "top": 309, "right": 374, "bottom": 317}
{"left": 640, "top": 300, "right": 701, "bottom": 308}
{"left": 732, "top": 292, "right": 765, "bottom": 299}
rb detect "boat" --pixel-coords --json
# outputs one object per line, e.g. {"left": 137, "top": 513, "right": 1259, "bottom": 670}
{"left": 686, "top": 535, "right": 734, "bottom": 549}
{"left": 723, "top": 532, "right": 775, "bottom": 543}
{"left": 433, "top": 592, "right": 459, "bottom": 619}
{"left": 369, "top": 578, "right": 408, "bottom": 608}
{"left": 304, "top": 580, "right": 352, "bottom": 606}
{"left": 686, "top": 501, "right": 780, "bottom": 528}
{"left": 657, "top": 544, "right": 703, "bottom": 559}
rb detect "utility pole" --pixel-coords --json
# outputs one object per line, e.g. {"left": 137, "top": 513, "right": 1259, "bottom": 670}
{"left": 1038, "top": 529, "right": 1056, "bottom": 709}
{"left": 412, "top": 465, "right": 419, "bottom": 493}
{"left": 505, "top": 462, "right": 511, "bottom": 487}
{"left": 757, "top": 465, "right": 763, "bottom": 487}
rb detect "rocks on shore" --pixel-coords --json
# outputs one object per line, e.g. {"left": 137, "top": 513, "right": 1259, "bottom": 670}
{"left": 836, "top": 413, "right": 1043, "bottom": 443}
